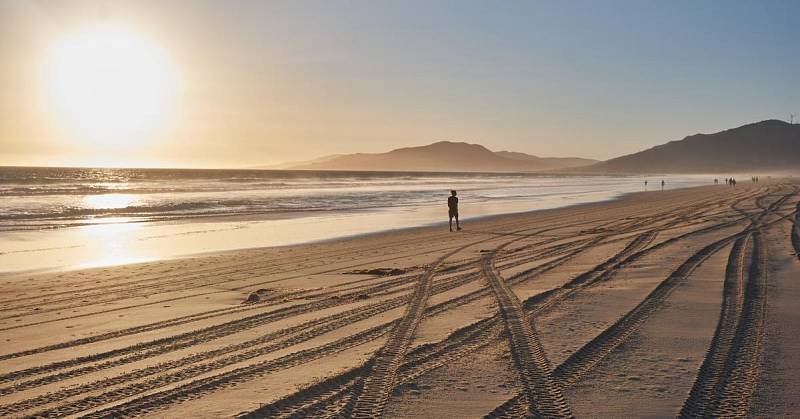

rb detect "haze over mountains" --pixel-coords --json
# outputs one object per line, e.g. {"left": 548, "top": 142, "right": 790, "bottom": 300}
{"left": 269, "top": 142, "right": 597, "bottom": 172}
{"left": 266, "top": 120, "right": 799, "bottom": 174}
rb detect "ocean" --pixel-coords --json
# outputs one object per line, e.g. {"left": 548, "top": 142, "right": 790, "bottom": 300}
{"left": 0, "top": 167, "right": 711, "bottom": 271}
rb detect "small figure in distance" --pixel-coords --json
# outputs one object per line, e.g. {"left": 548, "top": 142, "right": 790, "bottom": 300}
{"left": 661, "top": 180, "right": 665, "bottom": 191}
{"left": 448, "top": 190, "right": 461, "bottom": 232}
{"left": 644, "top": 179, "right": 648, "bottom": 191}
{"left": 714, "top": 178, "right": 718, "bottom": 184}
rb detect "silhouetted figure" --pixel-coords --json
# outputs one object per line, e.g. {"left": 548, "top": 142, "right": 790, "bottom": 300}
{"left": 448, "top": 190, "right": 461, "bottom": 232}
{"left": 731, "top": 178, "right": 737, "bottom": 187}
{"left": 661, "top": 180, "right": 665, "bottom": 191}
{"left": 714, "top": 178, "right": 718, "bottom": 184}
{"left": 644, "top": 180, "right": 648, "bottom": 191}
{"left": 725, "top": 178, "right": 729, "bottom": 185}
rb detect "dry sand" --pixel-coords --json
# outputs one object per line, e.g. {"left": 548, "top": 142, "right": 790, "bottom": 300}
{"left": 1, "top": 181, "right": 798, "bottom": 418}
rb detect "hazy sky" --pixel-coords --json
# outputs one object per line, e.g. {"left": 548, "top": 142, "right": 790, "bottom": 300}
{"left": 1, "top": 0, "right": 798, "bottom": 168}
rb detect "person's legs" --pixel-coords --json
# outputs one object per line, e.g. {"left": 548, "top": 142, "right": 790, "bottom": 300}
{"left": 455, "top": 214, "right": 461, "bottom": 230}
{"left": 449, "top": 215, "right": 454, "bottom": 232}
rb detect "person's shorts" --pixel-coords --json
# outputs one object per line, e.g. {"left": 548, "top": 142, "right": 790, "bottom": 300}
{"left": 449, "top": 210, "right": 458, "bottom": 218}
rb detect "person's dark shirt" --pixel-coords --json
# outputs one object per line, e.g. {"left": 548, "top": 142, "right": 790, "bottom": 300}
{"left": 448, "top": 196, "right": 458, "bottom": 212}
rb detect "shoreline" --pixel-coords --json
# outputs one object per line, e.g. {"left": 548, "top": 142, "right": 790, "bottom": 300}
{"left": 1, "top": 183, "right": 712, "bottom": 276}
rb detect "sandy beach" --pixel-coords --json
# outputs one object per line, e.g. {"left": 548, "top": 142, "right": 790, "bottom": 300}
{"left": 1, "top": 181, "right": 798, "bottom": 418}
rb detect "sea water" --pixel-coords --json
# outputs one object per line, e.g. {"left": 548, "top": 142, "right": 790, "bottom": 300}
{"left": 0, "top": 167, "right": 712, "bottom": 272}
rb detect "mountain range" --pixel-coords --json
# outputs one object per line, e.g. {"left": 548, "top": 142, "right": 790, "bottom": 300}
{"left": 584, "top": 119, "right": 800, "bottom": 173}
{"left": 265, "top": 142, "right": 597, "bottom": 172}
{"left": 264, "top": 120, "right": 799, "bottom": 174}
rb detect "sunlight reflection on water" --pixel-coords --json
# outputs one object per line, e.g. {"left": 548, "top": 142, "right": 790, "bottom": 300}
{"left": 73, "top": 220, "right": 155, "bottom": 268}
{"left": 83, "top": 193, "right": 139, "bottom": 210}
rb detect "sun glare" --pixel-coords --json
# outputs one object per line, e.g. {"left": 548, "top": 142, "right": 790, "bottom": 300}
{"left": 83, "top": 193, "right": 139, "bottom": 210}
{"left": 44, "top": 25, "right": 176, "bottom": 148}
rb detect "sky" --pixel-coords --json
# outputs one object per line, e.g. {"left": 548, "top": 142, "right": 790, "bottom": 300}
{"left": 1, "top": 0, "right": 798, "bottom": 168}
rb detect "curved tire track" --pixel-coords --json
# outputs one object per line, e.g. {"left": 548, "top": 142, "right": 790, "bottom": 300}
{"left": 487, "top": 189, "right": 796, "bottom": 418}
{"left": 249, "top": 228, "right": 657, "bottom": 418}
{"left": 481, "top": 250, "right": 573, "bottom": 418}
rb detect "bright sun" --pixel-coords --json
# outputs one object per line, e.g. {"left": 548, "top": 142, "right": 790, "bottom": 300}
{"left": 44, "top": 25, "right": 176, "bottom": 147}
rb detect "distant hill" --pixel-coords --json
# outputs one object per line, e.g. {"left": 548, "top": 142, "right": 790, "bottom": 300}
{"left": 275, "top": 141, "right": 597, "bottom": 172}
{"left": 585, "top": 120, "right": 800, "bottom": 174}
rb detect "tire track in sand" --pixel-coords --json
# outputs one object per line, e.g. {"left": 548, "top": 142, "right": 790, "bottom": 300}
{"left": 18, "top": 233, "right": 515, "bottom": 418}
{"left": 237, "top": 195, "right": 754, "bottom": 418}
{"left": 0, "top": 268, "right": 432, "bottom": 384}
{"left": 336, "top": 216, "right": 640, "bottom": 418}
{"left": 486, "top": 188, "right": 795, "bottom": 418}
{"left": 0, "top": 271, "right": 487, "bottom": 415}
{"left": 343, "top": 232, "right": 532, "bottom": 418}
{"left": 679, "top": 230, "right": 768, "bottom": 418}
{"left": 59, "top": 227, "right": 604, "bottom": 419}
{"left": 247, "top": 228, "right": 658, "bottom": 418}
{"left": 480, "top": 248, "right": 573, "bottom": 418}
{"left": 485, "top": 232, "right": 743, "bottom": 417}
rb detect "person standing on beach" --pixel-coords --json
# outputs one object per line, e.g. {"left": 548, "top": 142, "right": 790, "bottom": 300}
{"left": 644, "top": 180, "right": 648, "bottom": 190}
{"left": 661, "top": 180, "right": 665, "bottom": 191}
{"left": 448, "top": 190, "right": 461, "bottom": 232}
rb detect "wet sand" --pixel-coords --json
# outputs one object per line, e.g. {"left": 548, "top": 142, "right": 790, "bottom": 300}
{"left": 0, "top": 181, "right": 798, "bottom": 418}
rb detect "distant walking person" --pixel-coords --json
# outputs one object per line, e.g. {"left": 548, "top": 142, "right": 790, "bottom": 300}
{"left": 448, "top": 190, "right": 461, "bottom": 232}
{"left": 644, "top": 180, "right": 648, "bottom": 191}
{"left": 661, "top": 180, "right": 665, "bottom": 191}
